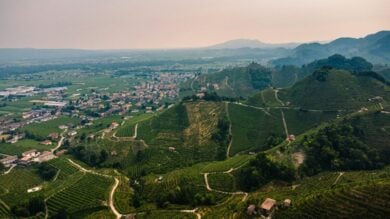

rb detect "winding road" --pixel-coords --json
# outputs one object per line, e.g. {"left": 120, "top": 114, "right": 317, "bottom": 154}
{"left": 274, "top": 89, "right": 285, "bottom": 106}
{"left": 67, "top": 159, "right": 122, "bottom": 219}
{"left": 180, "top": 208, "right": 202, "bottom": 219}
{"left": 203, "top": 172, "right": 248, "bottom": 202}
{"left": 51, "top": 136, "right": 65, "bottom": 153}
{"left": 133, "top": 123, "right": 138, "bottom": 139}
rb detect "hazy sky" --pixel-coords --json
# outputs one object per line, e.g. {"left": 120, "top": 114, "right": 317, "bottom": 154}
{"left": 0, "top": 0, "right": 389, "bottom": 49}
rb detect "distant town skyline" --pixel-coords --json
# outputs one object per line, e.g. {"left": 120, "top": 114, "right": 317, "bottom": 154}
{"left": 0, "top": 0, "right": 389, "bottom": 49}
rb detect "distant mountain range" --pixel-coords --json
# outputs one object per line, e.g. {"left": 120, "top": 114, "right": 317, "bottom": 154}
{"left": 273, "top": 30, "right": 390, "bottom": 65}
{"left": 206, "top": 39, "right": 300, "bottom": 49}
{"left": 0, "top": 30, "right": 389, "bottom": 66}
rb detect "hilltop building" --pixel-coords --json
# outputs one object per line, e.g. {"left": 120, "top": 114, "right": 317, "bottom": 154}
{"left": 0, "top": 156, "right": 18, "bottom": 167}
{"left": 260, "top": 198, "right": 277, "bottom": 216}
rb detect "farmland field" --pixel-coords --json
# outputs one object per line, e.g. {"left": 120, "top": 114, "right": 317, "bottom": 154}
{"left": 208, "top": 173, "right": 236, "bottom": 192}
{"left": 228, "top": 103, "right": 284, "bottom": 155}
{"left": 20, "top": 116, "right": 80, "bottom": 138}
{"left": 0, "top": 139, "right": 53, "bottom": 156}
{"left": 47, "top": 173, "right": 113, "bottom": 216}
{"left": 0, "top": 168, "right": 43, "bottom": 206}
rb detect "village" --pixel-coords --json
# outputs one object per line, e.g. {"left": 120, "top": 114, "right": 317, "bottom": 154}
{"left": 0, "top": 71, "right": 195, "bottom": 174}
{"left": 0, "top": 71, "right": 194, "bottom": 137}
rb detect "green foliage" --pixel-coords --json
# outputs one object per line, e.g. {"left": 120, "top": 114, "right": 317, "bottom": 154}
{"left": 182, "top": 92, "right": 240, "bottom": 102}
{"left": 0, "top": 163, "right": 5, "bottom": 172}
{"left": 279, "top": 68, "right": 389, "bottom": 110}
{"left": 248, "top": 62, "right": 272, "bottom": 89}
{"left": 0, "top": 168, "right": 43, "bottom": 206}
{"left": 47, "top": 173, "right": 113, "bottom": 216}
{"left": 200, "top": 62, "right": 272, "bottom": 97}
{"left": 38, "top": 81, "right": 72, "bottom": 88}
{"left": 208, "top": 173, "right": 236, "bottom": 192}
{"left": 245, "top": 88, "right": 283, "bottom": 108}
{"left": 0, "top": 139, "right": 54, "bottom": 156}
{"left": 275, "top": 182, "right": 390, "bottom": 219}
{"left": 11, "top": 196, "right": 45, "bottom": 217}
{"left": 68, "top": 146, "right": 108, "bottom": 167}
{"left": 235, "top": 153, "right": 295, "bottom": 191}
{"left": 305, "top": 54, "right": 373, "bottom": 72}
{"left": 283, "top": 109, "right": 337, "bottom": 135}
{"left": 228, "top": 104, "right": 284, "bottom": 154}
{"left": 36, "top": 162, "right": 57, "bottom": 181}
{"left": 272, "top": 65, "right": 301, "bottom": 88}
{"left": 20, "top": 116, "right": 80, "bottom": 139}
{"left": 346, "top": 112, "right": 390, "bottom": 161}
{"left": 212, "top": 117, "right": 231, "bottom": 160}
{"left": 300, "top": 124, "right": 383, "bottom": 176}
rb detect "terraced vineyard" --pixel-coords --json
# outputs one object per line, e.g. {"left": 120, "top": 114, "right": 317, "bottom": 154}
{"left": 113, "top": 176, "right": 134, "bottom": 214}
{"left": 116, "top": 113, "right": 154, "bottom": 137}
{"left": 137, "top": 211, "right": 196, "bottom": 219}
{"left": 0, "top": 168, "right": 43, "bottom": 206}
{"left": 208, "top": 173, "right": 236, "bottom": 192}
{"left": 228, "top": 104, "right": 284, "bottom": 154}
{"left": 0, "top": 139, "right": 54, "bottom": 156}
{"left": 275, "top": 182, "right": 390, "bottom": 218}
{"left": 116, "top": 123, "right": 135, "bottom": 137}
{"left": 245, "top": 88, "right": 283, "bottom": 107}
{"left": 202, "top": 154, "right": 253, "bottom": 172}
{"left": 47, "top": 173, "right": 113, "bottom": 216}
{"left": 283, "top": 109, "right": 337, "bottom": 135}
{"left": 0, "top": 200, "right": 10, "bottom": 218}
{"left": 48, "top": 158, "right": 79, "bottom": 179}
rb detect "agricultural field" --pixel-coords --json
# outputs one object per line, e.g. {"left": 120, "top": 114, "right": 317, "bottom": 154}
{"left": 275, "top": 181, "right": 390, "bottom": 218}
{"left": 77, "top": 115, "right": 123, "bottom": 137}
{"left": 113, "top": 176, "right": 134, "bottom": 214}
{"left": 207, "top": 173, "right": 236, "bottom": 192}
{"left": 116, "top": 113, "right": 154, "bottom": 137}
{"left": 245, "top": 88, "right": 283, "bottom": 108}
{"left": 0, "top": 139, "right": 53, "bottom": 156}
{"left": 20, "top": 116, "right": 80, "bottom": 138}
{"left": 0, "top": 96, "right": 43, "bottom": 115}
{"left": 201, "top": 154, "right": 253, "bottom": 172}
{"left": 130, "top": 101, "right": 227, "bottom": 173}
{"left": 228, "top": 103, "right": 285, "bottom": 155}
{"left": 46, "top": 173, "right": 113, "bottom": 216}
{"left": 136, "top": 211, "right": 196, "bottom": 219}
{"left": 48, "top": 158, "right": 79, "bottom": 179}
{"left": 0, "top": 168, "right": 43, "bottom": 206}
{"left": 283, "top": 109, "right": 337, "bottom": 135}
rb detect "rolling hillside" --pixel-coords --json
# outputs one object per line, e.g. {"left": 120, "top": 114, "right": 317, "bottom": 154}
{"left": 273, "top": 30, "right": 390, "bottom": 66}
{"left": 196, "top": 62, "right": 273, "bottom": 97}
{"left": 278, "top": 68, "right": 389, "bottom": 111}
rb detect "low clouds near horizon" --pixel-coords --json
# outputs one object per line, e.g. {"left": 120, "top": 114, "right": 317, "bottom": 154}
{"left": 0, "top": 0, "right": 389, "bottom": 49}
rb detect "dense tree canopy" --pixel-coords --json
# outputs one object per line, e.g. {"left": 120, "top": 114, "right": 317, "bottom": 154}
{"left": 235, "top": 153, "right": 295, "bottom": 191}
{"left": 300, "top": 124, "right": 383, "bottom": 176}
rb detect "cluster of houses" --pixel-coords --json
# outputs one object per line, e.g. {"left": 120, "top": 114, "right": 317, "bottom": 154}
{"left": 247, "top": 198, "right": 291, "bottom": 218}
{"left": 0, "top": 149, "right": 57, "bottom": 168}
{"left": 67, "top": 72, "right": 194, "bottom": 118}
{"left": 0, "top": 109, "right": 60, "bottom": 135}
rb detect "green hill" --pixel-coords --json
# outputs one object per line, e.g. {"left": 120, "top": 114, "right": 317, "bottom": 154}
{"left": 279, "top": 68, "right": 389, "bottom": 111}
{"left": 198, "top": 62, "right": 273, "bottom": 97}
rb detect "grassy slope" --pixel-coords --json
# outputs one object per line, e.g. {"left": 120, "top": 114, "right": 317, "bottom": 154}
{"left": 0, "top": 139, "right": 54, "bottom": 156}
{"left": 228, "top": 103, "right": 284, "bottom": 154}
{"left": 279, "top": 69, "right": 389, "bottom": 110}
{"left": 133, "top": 102, "right": 226, "bottom": 173}
{"left": 283, "top": 109, "right": 337, "bottom": 135}
{"left": 245, "top": 88, "right": 283, "bottom": 108}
